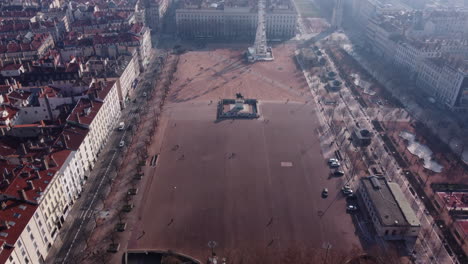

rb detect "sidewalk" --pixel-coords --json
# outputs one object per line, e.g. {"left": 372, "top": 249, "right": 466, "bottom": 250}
{"left": 78, "top": 54, "right": 180, "bottom": 264}
{"left": 46, "top": 51, "right": 172, "bottom": 264}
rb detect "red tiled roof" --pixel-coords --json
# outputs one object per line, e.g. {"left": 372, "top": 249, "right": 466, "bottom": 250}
{"left": 456, "top": 220, "right": 468, "bottom": 236}
{"left": 0, "top": 162, "right": 59, "bottom": 263}
{"left": 0, "top": 64, "right": 22, "bottom": 71}
{"left": 0, "top": 105, "right": 19, "bottom": 122}
{"left": 8, "top": 90, "right": 31, "bottom": 101}
{"left": 437, "top": 192, "right": 468, "bottom": 209}
{"left": 0, "top": 85, "right": 13, "bottom": 94}
{"left": 39, "top": 86, "right": 60, "bottom": 98}
{"left": 88, "top": 80, "right": 115, "bottom": 100}
{"left": 60, "top": 126, "right": 89, "bottom": 150}
{"left": 66, "top": 98, "right": 103, "bottom": 126}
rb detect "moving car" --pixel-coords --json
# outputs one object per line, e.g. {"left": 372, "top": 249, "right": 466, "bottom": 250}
{"left": 322, "top": 188, "right": 329, "bottom": 198}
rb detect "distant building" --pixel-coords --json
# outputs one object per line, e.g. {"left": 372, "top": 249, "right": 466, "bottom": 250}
{"left": 175, "top": 0, "right": 297, "bottom": 40}
{"left": 351, "top": 127, "right": 373, "bottom": 147}
{"left": 0, "top": 79, "right": 121, "bottom": 264}
{"left": 331, "top": 0, "right": 343, "bottom": 29}
{"left": 360, "top": 176, "right": 421, "bottom": 241}
{"left": 416, "top": 57, "right": 468, "bottom": 110}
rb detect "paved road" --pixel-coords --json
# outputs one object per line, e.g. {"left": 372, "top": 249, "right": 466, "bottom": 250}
{"left": 295, "top": 31, "right": 456, "bottom": 264}
{"left": 46, "top": 51, "right": 166, "bottom": 264}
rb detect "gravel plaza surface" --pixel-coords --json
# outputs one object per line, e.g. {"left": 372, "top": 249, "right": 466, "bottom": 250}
{"left": 126, "top": 46, "right": 362, "bottom": 261}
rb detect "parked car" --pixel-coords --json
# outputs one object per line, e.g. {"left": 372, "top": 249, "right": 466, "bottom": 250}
{"left": 118, "top": 122, "right": 125, "bottom": 131}
{"left": 327, "top": 158, "right": 338, "bottom": 164}
{"left": 333, "top": 170, "right": 345, "bottom": 177}
{"left": 346, "top": 193, "right": 357, "bottom": 201}
{"left": 346, "top": 205, "right": 358, "bottom": 212}
{"left": 322, "top": 188, "right": 329, "bottom": 198}
{"left": 342, "top": 184, "right": 353, "bottom": 195}
{"left": 329, "top": 162, "right": 340, "bottom": 168}
{"left": 119, "top": 141, "right": 125, "bottom": 148}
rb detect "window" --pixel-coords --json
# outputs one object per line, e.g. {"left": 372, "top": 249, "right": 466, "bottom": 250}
{"left": 26, "top": 225, "right": 31, "bottom": 233}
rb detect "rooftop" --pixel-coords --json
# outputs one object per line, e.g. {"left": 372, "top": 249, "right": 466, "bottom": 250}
{"left": 361, "top": 176, "right": 420, "bottom": 227}
{"left": 66, "top": 97, "right": 103, "bottom": 127}
{"left": 436, "top": 192, "right": 468, "bottom": 210}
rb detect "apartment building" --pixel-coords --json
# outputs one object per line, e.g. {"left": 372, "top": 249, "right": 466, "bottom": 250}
{"left": 393, "top": 39, "right": 441, "bottom": 76}
{"left": 79, "top": 51, "right": 140, "bottom": 107}
{"left": 422, "top": 11, "right": 468, "bottom": 37}
{"left": 176, "top": 0, "right": 297, "bottom": 40}
{"left": 416, "top": 57, "right": 468, "bottom": 110}
{"left": 360, "top": 176, "right": 421, "bottom": 241}
{"left": 350, "top": 0, "right": 409, "bottom": 28}
{"left": 0, "top": 33, "right": 54, "bottom": 63}
{"left": 0, "top": 79, "right": 121, "bottom": 263}
{"left": 1, "top": 158, "right": 72, "bottom": 264}
{"left": 365, "top": 13, "right": 412, "bottom": 61}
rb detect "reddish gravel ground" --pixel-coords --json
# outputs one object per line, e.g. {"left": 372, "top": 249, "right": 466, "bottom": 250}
{"left": 167, "top": 44, "right": 310, "bottom": 103}
{"left": 126, "top": 46, "right": 363, "bottom": 262}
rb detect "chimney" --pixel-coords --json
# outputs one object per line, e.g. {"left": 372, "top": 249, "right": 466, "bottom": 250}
{"left": 61, "top": 134, "right": 69, "bottom": 149}
{"left": 35, "top": 171, "right": 41, "bottom": 179}
{"left": 41, "top": 158, "right": 49, "bottom": 170}
{"left": 26, "top": 180, "right": 35, "bottom": 190}
{"left": 1, "top": 202, "right": 6, "bottom": 210}
{"left": 18, "top": 189, "right": 28, "bottom": 201}
{"left": 75, "top": 112, "right": 80, "bottom": 123}
{"left": 2, "top": 221, "right": 10, "bottom": 229}
{"left": 20, "top": 143, "right": 27, "bottom": 155}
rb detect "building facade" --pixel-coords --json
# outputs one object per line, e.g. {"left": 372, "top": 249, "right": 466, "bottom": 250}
{"left": 176, "top": 0, "right": 296, "bottom": 40}
{"left": 360, "top": 176, "right": 421, "bottom": 241}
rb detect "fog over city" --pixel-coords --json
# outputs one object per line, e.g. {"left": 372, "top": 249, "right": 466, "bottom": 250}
{"left": 0, "top": 0, "right": 467, "bottom": 263}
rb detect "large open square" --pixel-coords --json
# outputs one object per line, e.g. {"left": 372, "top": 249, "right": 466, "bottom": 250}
{"left": 127, "top": 46, "right": 362, "bottom": 262}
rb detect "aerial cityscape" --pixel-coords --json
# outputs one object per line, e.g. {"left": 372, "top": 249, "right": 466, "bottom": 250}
{"left": 0, "top": 0, "right": 467, "bottom": 263}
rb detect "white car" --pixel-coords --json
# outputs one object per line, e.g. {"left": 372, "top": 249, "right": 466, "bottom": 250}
{"left": 119, "top": 141, "right": 125, "bottom": 148}
{"left": 327, "top": 158, "right": 338, "bottom": 164}
{"left": 329, "top": 162, "right": 340, "bottom": 168}
{"left": 346, "top": 205, "right": 357, "bottom": 212}
{"left": 342, "top": 185, "right": 353, "bottom": 195}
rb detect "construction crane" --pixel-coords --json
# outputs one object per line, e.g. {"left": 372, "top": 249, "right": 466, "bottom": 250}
{"left": 246, "top": 0, "right": 274, "bottom": 63}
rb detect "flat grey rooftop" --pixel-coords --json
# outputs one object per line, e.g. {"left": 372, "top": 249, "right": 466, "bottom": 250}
{"left": 361, "top": 176, "right": 420, "bottom": 227}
